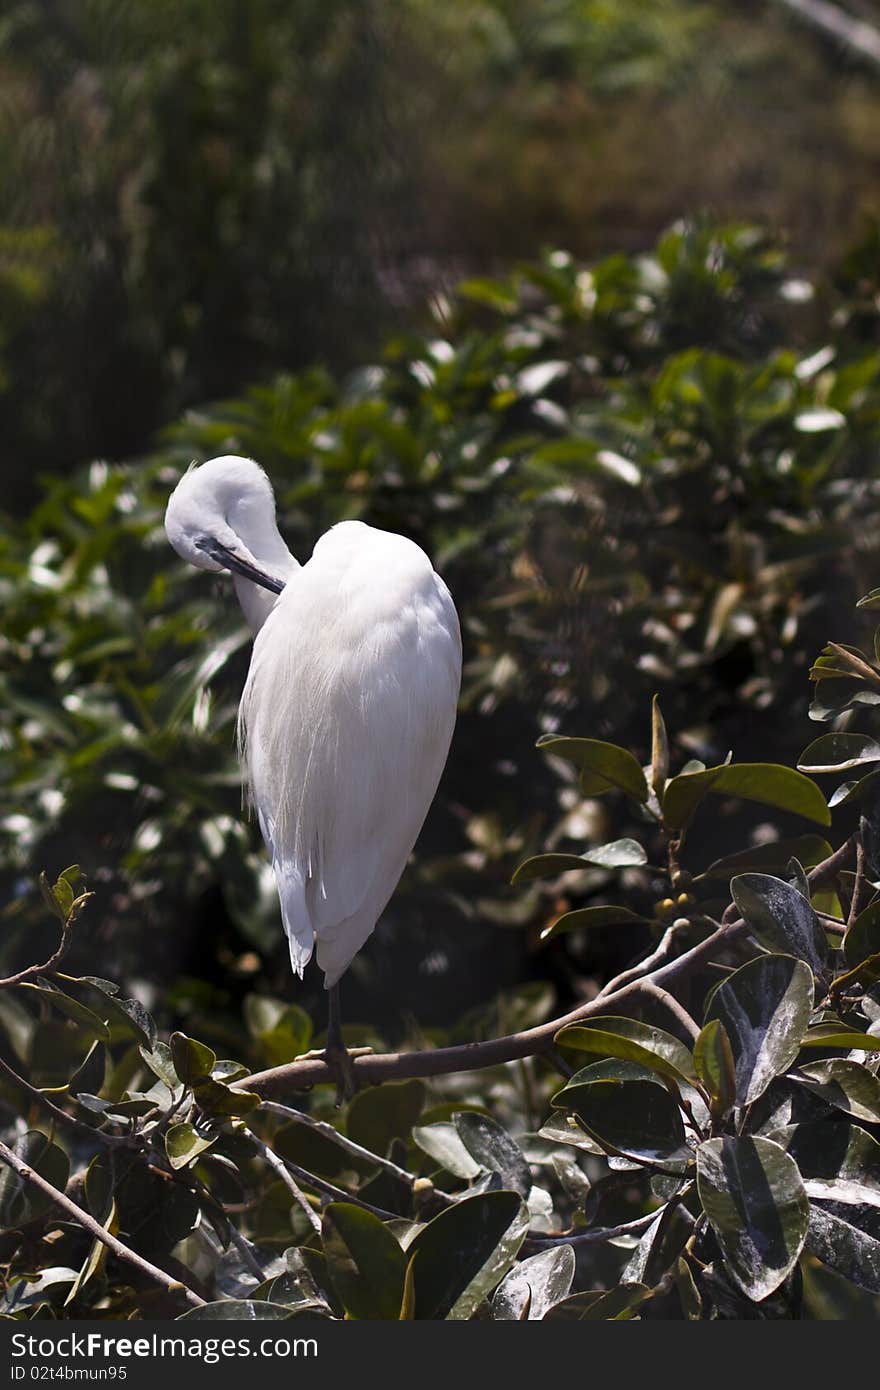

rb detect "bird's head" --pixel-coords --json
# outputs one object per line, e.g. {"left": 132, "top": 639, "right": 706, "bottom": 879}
{"left": 164, "top": 455, "right": 292, "bottom": 595}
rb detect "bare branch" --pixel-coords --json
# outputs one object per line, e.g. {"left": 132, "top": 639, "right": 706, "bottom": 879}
{"left": 237, "top": 921, "right": 739, "bottom": 1096}
{"left": 0, "top": 1138, "right": 204, "bottom": 1309}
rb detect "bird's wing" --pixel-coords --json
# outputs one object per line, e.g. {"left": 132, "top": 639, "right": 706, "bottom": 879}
{"left": 238, "top": 524, "right": 461, "bottom": 984}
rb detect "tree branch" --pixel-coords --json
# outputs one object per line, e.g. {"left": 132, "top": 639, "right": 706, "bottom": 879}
{"left": 0, "top": 1138, "right": 205, "bottom": 1309}
{"left": 236, "top": 920, "right": 740, "bottom": 1096}
{"left": 236, "top": 834, "right": 854, "bottom": 1098}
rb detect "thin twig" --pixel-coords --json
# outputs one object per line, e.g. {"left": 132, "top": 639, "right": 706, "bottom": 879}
{"left": 0, "top": 1138, "right": 204, "bottom": 1309}
{"left": 226, "top": 1223, "right": 267, "bottom": 1282}
{"left": 597, "top": 923, "right": 684, "bottom": 998}
{"left": 523, "top": 1209, "right": 660, "bottom": 1252}
{"left": 0, "top": 935, "right": 71, "bottom": 990}
{"left": 259, "top": 1100, "right": 416, "bottom": 1186}
{"left": 0, "top": 1053, "right": 134, "bottom": 1149}
{"left": 246, "top": 1133, "right": 322, "bottom": 1233}
{"left": 638, "top": 979, "right": 701, "bottom": 1043}
{"left": 848, "top": 834, "right": 869, "bottom": 927}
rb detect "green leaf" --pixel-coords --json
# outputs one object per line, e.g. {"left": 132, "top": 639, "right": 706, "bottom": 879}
{"left": 552, "top": 1078, "right": 689, "bottom": 1167}
{"left": 806, "top": 1204, "right": 880, "bottom": 1293}
{"left": 67, "top": 1040, "right": 106, "bottom": 1098}
{"left": 170, "top": 1032, "right": 217, "bottom": 1085}
{"left": 663, "top": 762, "right": 831, "bottom": 832}
{"left": 412, "top": 1123, "right": 482, "bottom": 1179}
{"left": 792, "top": 1060, "right": 880, "bottom": 1123}
{"left": 693, "top": 1019, "right": 737, "bottom": 1117}
{"left": 536, "top": 735, "right": 648, "bottom": 803}
{"left": 63, "top": 977, "right": 156, "bottom": 1049}
{"left": 650, "top": 695, "right": 669, "bottom": 805}
{"left": 844, "top": 901, "right": 880, "bottom": 969}
{"left": 696, "top": 1136, "right": 809, "bottom": 1301}
{"left": 193, "top": 1076, "right": 261, "bottom": 1118}
{"left": 730, "top": 873, "right": 828, "bottom": 977}
{"left": 828, "top": 768, "right": 880, "bottom": 810}
{"left": 165, "top": 1122, "right": 216, "bottom": 1171}
{"left": 555, "top": 1016, "right": 696, "bottom": 1087}
{"left": 769, "top": 1121, "right": 880, "bottom": 1207}
{"left": 453, "top": 1112, "right": 531, "bottom": 1196}
{"left": 138, "top": 1042, "right": 179, "bottom": 1089}
{"left": 16, "top": 982, "right": 109, "bottom": 1041}
{"left": 177, "top": 1301, "right": 307, "bottom": 1320}
{"left": 621, "top": 1203, "right": 695, "bottom": 1288}
{"left": 700, "top": 835, "right": 833, "bottom": 880}
{"left": 407, "top": 1191, "right": 529, "bottom": 1319}
{"left": 511, "top": 839, "right": 646, "bottom": 883}
{"left": 797, "top": 733, "right": 880, "bottom": 773}
{"left": 798, "top": 1024, "right": 878, "bottom": 1051}
{"left": 540, "top": 904, "right": 650, "bottom": 942}
{"left": 542, "top": 1284, "right": 651, "bottom": 1320}
{"left": 322, "top": 1202, "right": 407, "bottom": 1320}
{"left": 347, "top": 1080, "right": 426, "bottom": 1157}
{"left": 706, "top": 954, "right": 814, "bottom": 1106}
{"left": 492, "top": 1246, "right": 575, "bottom": 1320}
{"left": 0, "top": 1132, "right": 70, "bottom": 1227}
{"left": 858, "top": 587, "right": 880, "bottom": 612}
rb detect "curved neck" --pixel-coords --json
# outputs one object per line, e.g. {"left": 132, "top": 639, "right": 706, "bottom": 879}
{"left": 228, "top": 500, "right": 298, "bottom": 635}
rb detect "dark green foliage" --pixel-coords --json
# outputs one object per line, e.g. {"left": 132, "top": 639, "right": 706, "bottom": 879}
{"left": 5, "top": 223, "right": 880, "bottom": 1317}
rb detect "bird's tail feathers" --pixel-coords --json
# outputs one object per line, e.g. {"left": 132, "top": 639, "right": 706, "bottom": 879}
{"left": 273, "top": 862, "right": 315, "bottom": 979}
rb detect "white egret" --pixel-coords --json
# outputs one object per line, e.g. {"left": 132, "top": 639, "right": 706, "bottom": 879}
{"left": 164, "top": 455, "right": 462, "bottom": 1092}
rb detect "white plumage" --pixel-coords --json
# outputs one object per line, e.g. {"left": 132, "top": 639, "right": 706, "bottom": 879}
{"left": 164, "top": 456, "right": 462, "bottom": 997}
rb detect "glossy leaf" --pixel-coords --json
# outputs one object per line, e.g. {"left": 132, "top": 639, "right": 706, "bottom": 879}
{"left": 705, "top": 954, "right": 814, "bottom": 1106}
{"left": 453, "top": 1112, "right": 531, "bottom": 1197}
{"left": 178, "top": 1301, "right": 307, "bottom": 1320}
{"left": 347, "top": 1080, "right": 425, "bottom": 1157}
{"left": 730, "top": 873, "right": 828, "bottom": 977}
{"left": 407, "top": 1191, "right": 529, "bottom": 1320}
{"left": 696, "top": 1136, "right": 809, "bottom": 1301}
{"left": 555, "top": 1016, "right": 696, "bottom": 1086}
{"left": 844, "top": 901, "right": 880, "bottom": 969}
{"left": 543, "top": 1284, "right": 651, "bottom": 1320}
{"left": 552, "top": 1078, "right": 689, "bottom": 1166}
{"left": 412, "top": 1123, "right": 482, "bottom": 1179}
{"left": 540, "top": 904, "right": 650, "bottom": 942}
{"left": 622, "top": 1203, "right": 694, "bottom": 1287}
{"left": 769, "top": 1121, "right": 880, "bottom": 1207}
{"left": 797, "top": 733, "right": 880, "bottom": 773}
{"left": 322, "top": 1202, "right": 407, "bottom": 1320}
{"left": 700, "top": 835, "right": 832, "bottom": 881}
{"left": 492, "top": 1246, "right": 575, "bottom": 1320}
{"left": 535, "top": 735, "right": 648, "bottom": 802}
{"left": 806, "top": 1204, "right": 880, "bottom": 1293}
{"left": 512, "top": 839, "right": 646, "bottom": 883}
{"left": 0, "top": 1132, "right": 70, "bottom": 1227}
{"left": 165, "top": 1122, "right": 216, "bottom": 1171}
{"left": 663, "top": 762, "right": 830, "bottom": 831}
{"left": 693, "top": 1019, "right": 736, "bottom": 1117}
{"left": 170, "top": 1031, "right": 217, "bottom": 1085}
{"left": 792, "top": 1060, "right": 880, "bottom": 1123}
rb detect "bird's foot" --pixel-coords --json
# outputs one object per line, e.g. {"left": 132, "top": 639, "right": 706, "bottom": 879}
{"left": 296, "top": 1045, "right": 372, "bottom": 1106}
{"left": 325, "top": 1044, "right": 373, "bottom": 1107}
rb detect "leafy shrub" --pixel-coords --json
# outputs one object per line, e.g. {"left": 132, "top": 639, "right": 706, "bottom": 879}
{"left": 3, "top": 576, "right": 880, "bottom": 1318}
{"left": 3, "top": 221, "right": 880, "bottom": 1030}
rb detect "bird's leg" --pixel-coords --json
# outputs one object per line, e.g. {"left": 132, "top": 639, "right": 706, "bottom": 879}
{"left": 294, "top": 982, "right": 372, "bottom": 1104}
{"left": 323, "top": 983, "right": 371, "bottom": 1106}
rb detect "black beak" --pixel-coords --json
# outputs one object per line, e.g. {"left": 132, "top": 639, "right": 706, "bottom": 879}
{"left": 195, "top": 537, "right": 286, "bottom": 595}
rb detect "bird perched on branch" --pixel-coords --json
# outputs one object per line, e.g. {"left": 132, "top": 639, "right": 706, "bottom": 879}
{"left": 165, "top": 455, "right": 461, "bottom": 1095}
